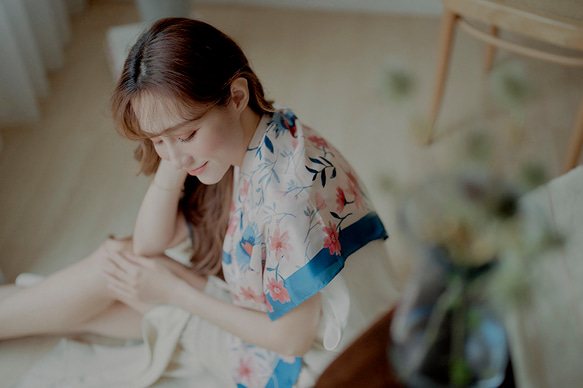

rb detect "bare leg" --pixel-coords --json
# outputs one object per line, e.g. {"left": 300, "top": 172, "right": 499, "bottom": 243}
{"left": 34, "top": 301, "right": 145, "bottom": 340}
{"left": 0, "top": 238, "right": 207, "bottom": 341}
{"left": 0, "top": 248, "right": 116, "bottom": 340}
{"left": 0, "top": 284, "right": 25, "bottom": 301}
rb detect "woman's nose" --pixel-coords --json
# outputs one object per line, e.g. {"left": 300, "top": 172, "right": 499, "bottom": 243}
{"left": 166, "top": 146, "right": 193, "bottom": 169}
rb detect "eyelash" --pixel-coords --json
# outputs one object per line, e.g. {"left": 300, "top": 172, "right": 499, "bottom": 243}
{"left": 151, "top": 130, "right": 197, "bottom": 146}
{"left": 178, "top": 130, "right": 197, "bottom": 144}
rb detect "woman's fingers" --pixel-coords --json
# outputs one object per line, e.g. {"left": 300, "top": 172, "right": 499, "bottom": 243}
{"left": 102, "top": 258, "right": 125, "bottom": 281}
{"left": 102, "top": 271, "right": 137, "bottom": 301}
{"left": 106, "top": 250, "right": 140, "bottom": 277}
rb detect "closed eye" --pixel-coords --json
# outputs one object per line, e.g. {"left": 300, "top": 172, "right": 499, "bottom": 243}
{"left": 178, "top": 130, "right": 197, "bottom": 144}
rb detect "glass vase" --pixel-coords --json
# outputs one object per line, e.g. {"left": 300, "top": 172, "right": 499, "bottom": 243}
{"left": 390, "top": 245, "right": 509, "bottom": 388}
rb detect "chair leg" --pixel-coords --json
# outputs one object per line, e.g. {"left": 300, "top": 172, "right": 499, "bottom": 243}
{"left": 484, "top": 26, "right": 498, "bottom": 72}
{"left": 564, "top": 98, "right": 583, "bottom": 173}
{"left": 426, "top": 9, "right": 459, "bottom": 145}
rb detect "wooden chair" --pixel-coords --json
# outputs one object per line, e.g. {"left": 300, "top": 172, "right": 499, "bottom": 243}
{"left": 427, "top": 0, "right": 583, "bottom": 173}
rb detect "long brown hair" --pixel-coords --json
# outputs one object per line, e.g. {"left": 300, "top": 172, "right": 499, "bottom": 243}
{"left": 111, "top": 18, "right": 274, "bottom": 276}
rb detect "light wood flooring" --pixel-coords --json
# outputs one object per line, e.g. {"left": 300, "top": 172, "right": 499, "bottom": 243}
{"left": 0, "top": 0, "right": 581, "bottom": 385}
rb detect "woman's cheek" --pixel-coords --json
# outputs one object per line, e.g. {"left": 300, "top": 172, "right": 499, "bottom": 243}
{"left": 155, "top": 147, "right": 169, "bottom": 161}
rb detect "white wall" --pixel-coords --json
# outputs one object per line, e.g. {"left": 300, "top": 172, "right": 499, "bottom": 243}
{"left": 196, "top": 0, "right": 442, "bottom": 15}
{"left": 126, "top": 0, "right": 443, "bottom": 16}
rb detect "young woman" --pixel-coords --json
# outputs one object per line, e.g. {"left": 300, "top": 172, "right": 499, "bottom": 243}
{"left": 1, "top": 18, "right": 399, "bottom": 388}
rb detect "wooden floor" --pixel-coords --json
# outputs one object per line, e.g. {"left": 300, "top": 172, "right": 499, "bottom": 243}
{"left": 0, "top": 0, "right": 581, "bottom": 385}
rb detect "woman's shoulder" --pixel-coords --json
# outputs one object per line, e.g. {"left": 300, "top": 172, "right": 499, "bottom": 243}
{"left": 260, "top": 109, "right": 358, "bottom": 181}
{"left": 238, "top": 108, "right": 380, "bottom": 231}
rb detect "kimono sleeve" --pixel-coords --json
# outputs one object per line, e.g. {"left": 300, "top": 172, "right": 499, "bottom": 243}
{"left": 261, "top": 185, "right": 387, "bottom": 321}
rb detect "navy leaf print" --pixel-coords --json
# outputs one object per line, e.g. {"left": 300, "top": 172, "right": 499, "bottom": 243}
{"left": 264, "top": 136, "right": 274, "bottom": 153}
{"left": 320, "top": 156, "right": 333, "bottom": 165}
{"left": 309, "top": 157, "right": 324, "bottom": 165}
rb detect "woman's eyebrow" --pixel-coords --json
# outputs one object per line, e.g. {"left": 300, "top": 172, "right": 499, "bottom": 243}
{"left": 163, "top": 118, "right": 198, "bottom": 134}
{"left": 163, "top": 108, "right": 211, "bottom": 134}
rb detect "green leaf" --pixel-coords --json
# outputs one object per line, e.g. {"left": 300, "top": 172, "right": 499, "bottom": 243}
{"left": 451, "top": 357, "right": 472, "bottom": 387}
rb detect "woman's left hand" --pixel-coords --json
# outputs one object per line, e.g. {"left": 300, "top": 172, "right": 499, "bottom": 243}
{"left": 102, "top": 249, "right": 186, "bottom": 308}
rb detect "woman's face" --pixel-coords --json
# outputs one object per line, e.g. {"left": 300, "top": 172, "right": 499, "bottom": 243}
{"left": 134, "top": 94, "right": 249, "bottom": 185}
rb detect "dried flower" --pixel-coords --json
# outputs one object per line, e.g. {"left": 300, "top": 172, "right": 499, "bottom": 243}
{"left": 489, "top": 62, "right": 532, "bottom": 110}
{"left": 399, "top": 170, "right": 556, "bottom": 272}
{"left": 382, "top": 63, "right": 416, "bottom": 102}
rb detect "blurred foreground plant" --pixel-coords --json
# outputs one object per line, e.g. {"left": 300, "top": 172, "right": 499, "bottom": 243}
{"left": 389, "top": 169, "right": 561, "bottom": 387}
{"left": 381, "top": 59, "right": 559, "bottom": 387}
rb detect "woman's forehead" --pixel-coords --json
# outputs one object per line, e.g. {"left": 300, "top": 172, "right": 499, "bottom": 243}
{"left": 132, "top": 93, "right": 207, "bottom": 136}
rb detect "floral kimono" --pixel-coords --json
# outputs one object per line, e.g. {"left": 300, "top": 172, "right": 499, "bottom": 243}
{"left": 222, "top": 109, "right": 388, "bottom": 387}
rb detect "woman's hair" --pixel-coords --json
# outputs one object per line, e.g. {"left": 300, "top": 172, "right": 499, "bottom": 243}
{"left": 111, "top": 18, "right": 274, "bottom": 276}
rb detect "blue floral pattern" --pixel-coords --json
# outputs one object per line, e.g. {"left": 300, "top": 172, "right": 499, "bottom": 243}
{"left": 222, "top": 109, "right": 388, "bottom": 387}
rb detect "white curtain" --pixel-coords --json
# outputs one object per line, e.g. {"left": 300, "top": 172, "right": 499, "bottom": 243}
{"left": 0, "top": 0, "right": 86, "bottom": 126}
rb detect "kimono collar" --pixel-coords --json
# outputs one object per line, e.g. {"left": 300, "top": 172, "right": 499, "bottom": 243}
{"left": 241, "top": 113, "right": 272, "bottom": 172}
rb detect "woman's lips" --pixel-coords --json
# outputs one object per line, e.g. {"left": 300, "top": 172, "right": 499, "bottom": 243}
{"left": 187, "top": 162, "right": 208, "bottom": 176}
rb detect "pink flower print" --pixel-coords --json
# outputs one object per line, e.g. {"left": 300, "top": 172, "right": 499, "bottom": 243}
{"left": 315, "top": 192, "right": 327, "bottom": 210}
{"left": 308, "top": 135, "right": 328, "bottom": 149}
{"left": 240, "top": 286, "right": 254, "bottom": 301}
{"left": 239, "top": 179, "right": 250, "bottom": 198}
{"left": 346, "top": 173, "right": 365, "bottom": 209}
{"left": 264, "top": 294, "right": 274, "bottom": 312}
{"left": 235, "top": 356, "right": 256, "bottom": 386}
{"left": 240, "top": 286, "right": 263, "bottom": 305}
{"left": 227, "top": 216, "right": 239, "bottom": 237}
{"left": 336, "top": 187, "right": 347, "bottom": 212}
{"left": 323, "top": 221, "right": 341, "bottom": 256}
{"left": 274, "top": 190, "right": 287, "bottom": 200}
{"left": 266, "top": 277, "right": 291, "bottom": 304}
{"left": 242, "top": 241, "right": 254, "bottom": 257}
{"left": 292, "top": 139, "right": 299, "bottom": 149}
{"left": 268, "top": 225, "right": 291, "bottom": 262}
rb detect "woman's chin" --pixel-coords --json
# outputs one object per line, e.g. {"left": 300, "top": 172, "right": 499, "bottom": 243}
{"left": 196, "top": 168, "right": 228, "bottom": 185}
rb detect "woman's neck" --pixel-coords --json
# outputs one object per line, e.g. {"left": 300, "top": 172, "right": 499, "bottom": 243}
{"left": 237, "top": 107, "right": 262, "bottom": 166}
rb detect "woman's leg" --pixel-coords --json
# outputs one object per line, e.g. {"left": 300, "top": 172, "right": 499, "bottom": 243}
{"left": 0, "top": 238, "right": 207, "bottom": 341}
{"left": 38, "top": 301, "right": 145, "bottom": 340}
{"left": 0, "top": 284, "right": 24, "bottom": 301}
{"left": 0, "top": 244, "right": 118, "bottom": 340}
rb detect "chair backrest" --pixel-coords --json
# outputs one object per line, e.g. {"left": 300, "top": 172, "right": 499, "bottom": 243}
{"left": 442, "top": 0, "right": 583, "bottom": 50}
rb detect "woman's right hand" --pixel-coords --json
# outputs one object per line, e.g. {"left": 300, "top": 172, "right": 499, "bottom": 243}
{"left": 132, "top": 159, "right": 189, "bottom": 257}
{"left": 152, "top": 159, "right": 189, "bottom": 191}
{"left": 103, "top": 247, "right": 189, "bottom": 308}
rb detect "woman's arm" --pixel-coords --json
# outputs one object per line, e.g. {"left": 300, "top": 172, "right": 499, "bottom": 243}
{"left": 103, "top": 250, "right": 322, "bottom": 357}
{"left": 132, "top": 159, "right": 189, "bottom": 256}
{"left": 170, "top": 281, "right": 322, "bottom": 357}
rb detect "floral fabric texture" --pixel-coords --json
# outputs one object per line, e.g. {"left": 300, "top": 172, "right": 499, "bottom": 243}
{"left": 222, "top": 109, "right": 388, "bottom": 388}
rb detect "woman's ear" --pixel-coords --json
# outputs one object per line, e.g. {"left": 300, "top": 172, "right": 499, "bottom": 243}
{"left": 230, "top": 77, "right": 250, "bottom": 112}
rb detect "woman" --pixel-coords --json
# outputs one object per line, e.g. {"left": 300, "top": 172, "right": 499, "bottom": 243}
{"left": 1, "top": 18, "right": 399, "bottom": 388}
